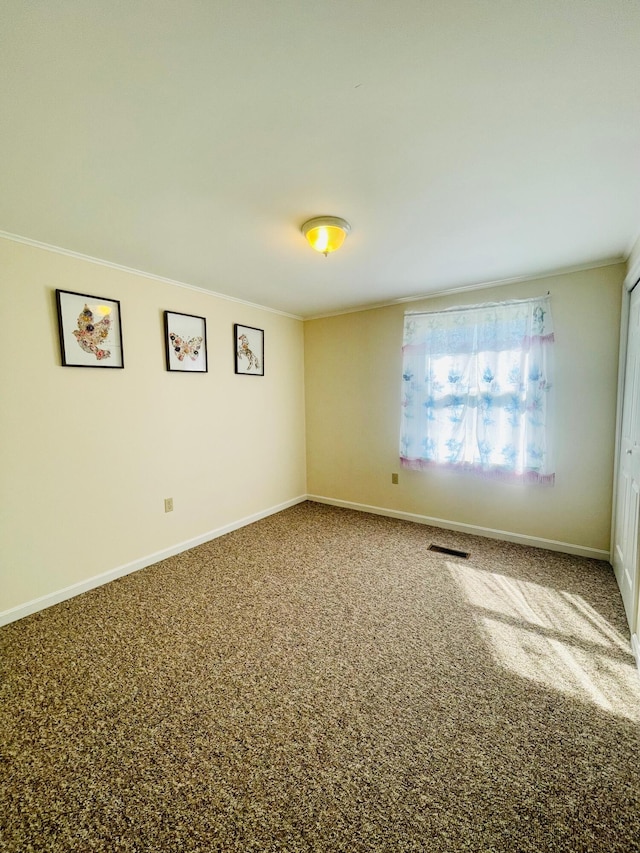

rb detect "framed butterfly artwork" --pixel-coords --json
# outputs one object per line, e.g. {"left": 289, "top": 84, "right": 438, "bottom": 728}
{"left": 56, "top": 289, "right": 124, "bottom": 368}
{"left": 164, "top": 311, "right": 208, "bottom": 372}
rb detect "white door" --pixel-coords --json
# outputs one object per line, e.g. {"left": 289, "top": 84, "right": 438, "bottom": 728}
{"left": 613, "top": 283, "right": 640, "bottom": 639}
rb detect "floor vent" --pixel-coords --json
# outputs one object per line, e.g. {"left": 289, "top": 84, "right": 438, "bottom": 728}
{"left": 428, "top": 544, "right": 470, "bottom": 559}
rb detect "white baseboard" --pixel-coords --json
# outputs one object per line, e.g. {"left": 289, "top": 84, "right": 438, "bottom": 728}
{"left": 306, "top": 495, "right": 611, "bottom": 560}
{"left": 0, "top": 493, "right": 612, "bottom": 628}
{"left": 632, "top": 634, "right": 640, "bottom": 675}
{"left": 0, "top": 496, "right": 307, "bottom": 627}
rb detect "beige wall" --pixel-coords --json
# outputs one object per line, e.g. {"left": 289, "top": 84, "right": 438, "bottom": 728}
{"left": 0, "top": 238, "right": 306, "bottom": 615}
{"left": 305, "top": 264, "right": 625, "bottom": 553}
{"left": 0, "top": 240, "right": 626, "bottom": 619}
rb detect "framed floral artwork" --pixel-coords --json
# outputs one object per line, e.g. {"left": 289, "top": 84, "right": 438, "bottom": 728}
{"left": 234, "top": 323, "right": 264, "bottom": 376}
{"left": 164, "top": 311, "right": 208, "bottom": 372}
{"left": 56, "top": 289, "right": 124, "bottom": 368}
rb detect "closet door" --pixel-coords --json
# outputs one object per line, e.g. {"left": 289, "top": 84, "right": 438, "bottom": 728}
{"left": 613, "top": 283, "right": 640, "bottom": 639}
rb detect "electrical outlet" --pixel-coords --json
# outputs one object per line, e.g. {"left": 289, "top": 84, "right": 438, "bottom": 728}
{"left": 391, "top": 473, "right": 399, "bottom": 485}
{"left": 164, "top": 497, "right": 173, "bottom": 513}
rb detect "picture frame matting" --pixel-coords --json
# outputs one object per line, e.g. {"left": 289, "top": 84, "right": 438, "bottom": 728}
{"left": 55, "top": 288, "right": 124, "bottom": 368}
{"left": 234, "top": 323, "right": 264, "bottom": 376}
{"left": 164, "top": 311, "right": 208, "bottom": 372}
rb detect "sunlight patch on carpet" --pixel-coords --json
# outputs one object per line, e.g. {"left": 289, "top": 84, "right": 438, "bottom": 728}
{"left": 447, "top": 561, "right": 640, "bottom": 721}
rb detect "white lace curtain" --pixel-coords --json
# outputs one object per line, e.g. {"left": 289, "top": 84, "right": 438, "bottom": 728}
{"left": 400, "top": 295, "right": 555, "bottom": 483}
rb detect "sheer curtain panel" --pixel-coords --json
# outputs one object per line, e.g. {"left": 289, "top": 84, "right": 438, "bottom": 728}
{"left": 400, "top": 295, "right": 555, "bottom": 483}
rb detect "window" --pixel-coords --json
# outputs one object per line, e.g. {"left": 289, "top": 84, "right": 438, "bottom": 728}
{"left": 399, "top": 295, "right": 554, "bottom": 483}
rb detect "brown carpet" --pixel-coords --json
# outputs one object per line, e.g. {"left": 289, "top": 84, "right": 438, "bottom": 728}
{"left": 1, "top": 501, "right": 639, "bottom": 852}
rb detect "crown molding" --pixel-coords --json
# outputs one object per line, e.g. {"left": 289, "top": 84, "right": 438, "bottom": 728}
{"left": 0, "top": 230, "right": 303, "bottom": 321}
{"left": 625, "top": 234, "right": 640, "bottom": 291}
{"left": 1, "top": 230, "right": 628, "bottom": 322}
{"left": 305, "top": 256, "right": 626, "bottom": 321}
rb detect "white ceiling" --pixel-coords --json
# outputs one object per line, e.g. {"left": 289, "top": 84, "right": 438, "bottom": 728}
{"left": 2, "top": 1, "right": 640, "bottom": 318}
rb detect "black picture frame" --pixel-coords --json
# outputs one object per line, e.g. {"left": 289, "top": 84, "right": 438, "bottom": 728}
{"left": 234, "top": 324, "right": 264, "bottom": 376}
{"left": 164, "top": 311, "right": 208, "bottom": 372}
{"left": 55, "top": 289, "right": 124, "bottom": 368}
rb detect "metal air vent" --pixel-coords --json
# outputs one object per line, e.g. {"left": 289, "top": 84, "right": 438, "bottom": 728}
{"left": 428, "top": 544, "right": 470, "bottom": 559}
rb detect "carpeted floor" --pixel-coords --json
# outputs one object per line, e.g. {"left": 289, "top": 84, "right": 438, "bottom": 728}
{"left": 1, "top": 501, "right": 640, "bottom": 852}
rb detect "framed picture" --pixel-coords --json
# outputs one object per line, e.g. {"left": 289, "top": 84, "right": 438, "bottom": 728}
{"left": 234, "top": 324, "right": 264, "bottom": 376}
{"left": 164, "top": 311, "right": 208, "bottom": 372}
{"left": 56, "top": 289, "right": 124, "bottom": 368}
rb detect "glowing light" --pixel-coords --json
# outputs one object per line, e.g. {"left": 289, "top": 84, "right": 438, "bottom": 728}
{"left": 301, "top": 217, "right": 350, "bottom": 256}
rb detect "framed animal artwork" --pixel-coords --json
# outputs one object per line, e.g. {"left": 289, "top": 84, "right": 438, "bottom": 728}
{"left": 164, "top": 311, "right": 208, "bottom": 372}
{"left": 55, "top": 289, "right": 124, "bottom": 368}
{"left": 234, "top": 324, "right": 264, "bottom": 376}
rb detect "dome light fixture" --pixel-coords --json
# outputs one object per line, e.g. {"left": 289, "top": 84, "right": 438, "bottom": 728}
{"left": 301, "top": 216, "right": 351, "bottom": 257}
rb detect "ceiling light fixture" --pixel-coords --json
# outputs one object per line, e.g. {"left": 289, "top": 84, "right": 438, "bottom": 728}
{"left": 301, "top": 216, "right": 351, "bottom": 257}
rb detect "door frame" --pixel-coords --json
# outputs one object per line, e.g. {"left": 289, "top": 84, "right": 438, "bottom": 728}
{"left": 611, "top": 249, "right": 640, "bottom": 669}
